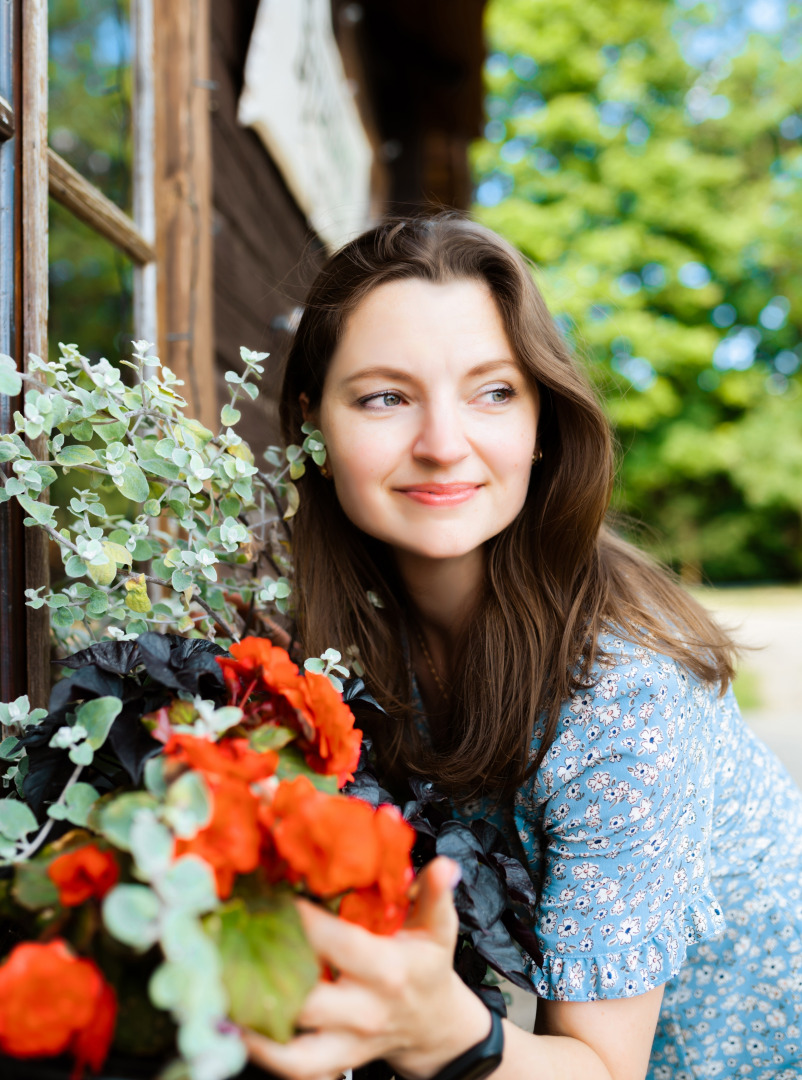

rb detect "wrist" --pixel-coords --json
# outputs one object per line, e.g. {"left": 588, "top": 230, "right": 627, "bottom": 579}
{"left": 389, "top": 974, "right": 495, "bottom": 1080}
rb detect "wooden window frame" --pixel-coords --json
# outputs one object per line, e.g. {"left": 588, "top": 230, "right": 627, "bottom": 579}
{"left": 0, "top": 0, "right": 216, "bottom": 706}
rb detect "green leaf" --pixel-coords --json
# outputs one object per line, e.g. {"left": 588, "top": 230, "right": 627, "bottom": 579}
{"left": 171, "top": 569, "right": 193, "bottom": 593}
{"left": 55, "top": 444, "right": 97, "bottom": 466}
{"left": 163, "top": 771, "right": 212, "bottom": 838}
{"left": 159, "top": 856, "right": 218, "bottom": 914}
{"left": 248, "top": 725, "right": 296, "bottom": 753}
{"left": 96, "top": 791, "right": 158, "bottom": 850}
{"left": 219, "top": 495, "right": 241, "bottom": 518}
{"left": 132, "top": 538, "right": 156, "bottom": 561}
{"left": 130, "top": 812, "right": 174, "bottom": 879}
{"left": 32, "top": 465, "right": 58, "bottom": 490}
{"left": 119, "top": 463, "right": 150, "bottom": 502}
{"left": 72, "top": 419, "right": 94, "bottom": 442}
{"left": 96, "top": 420, "right": 128, "bottom": 443}
{"left": 69, "top": 741, "right": 94, "bottom": 766}
{"left": 103, "top": 883, "right": 161, "bottom": 949}
{"left": 0, "top": 736, "right": 23, "bottom": 761}
{"left": 46, "top": 782, "right": 101, "bottom": 827}
{"left": 86, "top": 590, "right": 109, "bottom": 617}
{"left": 0, "top": 798, "right": 38, "bottom": 840}
{"left": 0, "top": 361, "right": 22, "bottom": 397}
{"left": 13, "top": 858, "right": 60, "bottom": 910}
{"left": 221, "top": 404, "right": 241, "bottom": 426}
{"left": 65, "top": 555, "right": 88, "bottom": 577}
{"left": 143, "top": 498, "right": 162, "bottom": 517}
{"left": 87, "top": 557, "right": 116, "bottom": 587}
{"left": 75, "top": 696, "right": 122, "bottom": 750}
{"left": 16, "top": 493, "right": 56, "bottom": 525}
{"left": 283, "top": 482, "right": 300, "bottom": 520}
{"left": 275, "top": 746, "right": 337, "bottom": 793}
{"left": 205, "top": 893, "right": 320, "bottom": 1042}
{"left": 142, "top": 458, "right": 181, "bottom": 482}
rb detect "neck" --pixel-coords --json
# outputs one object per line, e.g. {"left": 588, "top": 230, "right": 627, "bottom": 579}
{"left": 394, "top": 547, "right": 484, "bottom": 650}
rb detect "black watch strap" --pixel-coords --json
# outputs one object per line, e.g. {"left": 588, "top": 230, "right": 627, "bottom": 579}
{"left": 399, "top": 1008, "right": 504, "bottom": 1080}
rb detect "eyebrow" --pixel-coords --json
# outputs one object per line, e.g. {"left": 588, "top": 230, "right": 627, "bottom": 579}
{"left": 340, "top": 358, "right": 519, "bottom": 385}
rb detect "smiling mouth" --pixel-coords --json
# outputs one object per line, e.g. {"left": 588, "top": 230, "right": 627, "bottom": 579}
{"left": 396, "top": 483, "right": 482, "bottom": 506}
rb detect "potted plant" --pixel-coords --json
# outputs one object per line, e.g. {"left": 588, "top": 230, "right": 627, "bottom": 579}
{"left": 0, "top": 343, "right": 538, "bottom": 1079}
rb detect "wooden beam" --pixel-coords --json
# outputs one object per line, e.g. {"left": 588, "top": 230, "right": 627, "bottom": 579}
{"left": 153, "top": 0, "right": 217, "bottom": 432}
{"left": 48, "top": 148, "right": 156, "bottom": 266}
{"left": 0, "top": 93, "right": 13, "bottom": 141}
{"left": 20, "top": 0, "right": 49, "bottom": 708}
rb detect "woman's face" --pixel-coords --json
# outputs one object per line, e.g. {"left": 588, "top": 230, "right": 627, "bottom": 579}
{"left": 315, "top": 277, "right": 539, "bottom": 563}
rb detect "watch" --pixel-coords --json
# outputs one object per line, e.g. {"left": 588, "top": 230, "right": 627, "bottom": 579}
{"left": 399, "top": 1007, "right": 504, "bottom": 1080}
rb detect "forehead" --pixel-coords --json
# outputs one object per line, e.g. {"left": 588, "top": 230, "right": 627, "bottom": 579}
{"left": 329, "top": 277, "right": 514, "bottom": 377}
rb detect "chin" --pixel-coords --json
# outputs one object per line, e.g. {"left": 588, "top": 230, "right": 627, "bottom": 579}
{"left": 394, "top": 535, "right": 487, "bottom": 561}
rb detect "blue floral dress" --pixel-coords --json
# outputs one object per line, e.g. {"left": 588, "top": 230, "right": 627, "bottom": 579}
{"left": 495, "top": 633, "right": 802, "bottom": 1078}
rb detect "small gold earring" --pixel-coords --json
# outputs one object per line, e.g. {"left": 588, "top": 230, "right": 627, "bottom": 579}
{"left": 319, "top": 462, "right": 332, "bottom": 480}
{"left": 532, "top": 448, "right": 543, "bottom": 464}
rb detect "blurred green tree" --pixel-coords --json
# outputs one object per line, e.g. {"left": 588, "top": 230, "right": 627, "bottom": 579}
{"left": 48, "top": 0, "right": 134, "bottom": 365}
{"left": 472, "top": 0, "right": 802, "bottom": 581}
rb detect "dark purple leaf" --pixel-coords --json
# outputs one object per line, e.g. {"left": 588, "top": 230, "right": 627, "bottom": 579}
{"left": 471, "top": 919, "right": 534, "bottom": 992}
{"left": 57, "top": 639, "right": 141, "bottom": 674}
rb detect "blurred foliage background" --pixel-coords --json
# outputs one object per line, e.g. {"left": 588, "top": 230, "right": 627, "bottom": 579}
{"left": 471, "top": 0, "right": 802, "bottom": 583}
{"left": 45, "top": 0, "right": 802, "bottom": 584}
{"left": 48, "top": 0, "right": 133, "bottom": 366}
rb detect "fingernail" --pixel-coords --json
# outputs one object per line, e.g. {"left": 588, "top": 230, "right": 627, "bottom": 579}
{"left": 448, "top": 862, "right": 462, "bottom": 889}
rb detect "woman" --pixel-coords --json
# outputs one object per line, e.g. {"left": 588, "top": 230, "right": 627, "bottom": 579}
{"left": 246, "top": 215, "right": 802, "bottom": 1080}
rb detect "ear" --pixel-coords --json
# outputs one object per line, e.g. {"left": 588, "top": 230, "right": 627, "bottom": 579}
{"left": 299, "top": 392, "right": 314, "bottom": 425}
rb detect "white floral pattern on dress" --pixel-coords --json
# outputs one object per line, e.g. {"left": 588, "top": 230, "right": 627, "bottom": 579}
{"left": 462, "top": 634, "right": 802, "bottom": 1078}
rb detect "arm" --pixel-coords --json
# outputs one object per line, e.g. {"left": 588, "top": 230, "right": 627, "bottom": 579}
{"left": 243, "top": 859, "right": 663, "bottom": 1080}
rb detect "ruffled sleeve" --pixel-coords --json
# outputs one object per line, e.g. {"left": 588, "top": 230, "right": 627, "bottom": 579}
{"left": 514, "top": 635, "right": 727, "bottom": 1001}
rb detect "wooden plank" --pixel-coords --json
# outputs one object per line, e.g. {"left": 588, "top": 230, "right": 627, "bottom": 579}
{"left": 0, "top": 93, "right": 13, "bottom": 141}
{"left": 153, "top": 0, "right": 218, "bottom": 433}
{"left": 0, "top": 4, "right": 23, "bottom": 705}
{"left": 48, "top": 148, "right": 156, "bottom": 266}
{"left": 20, "top": 0, "right": 49, "bottom": 708}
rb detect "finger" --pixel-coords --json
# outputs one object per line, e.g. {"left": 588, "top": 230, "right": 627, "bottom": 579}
{"left": 403, "top": 857, "right": 461, "bottom": 945}
{"left": 242, "top": 1026, "right": 369, "bottom": 1080}
{"left": 296, "top": 977, "right": 386, "bottom": 1034}
{"left": 297, "top": 898, "right": 394, "bottom": 974}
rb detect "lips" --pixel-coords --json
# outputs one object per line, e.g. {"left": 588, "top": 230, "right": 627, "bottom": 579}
{"left": 395, "top": 483, "right": 482, "bottom": 506}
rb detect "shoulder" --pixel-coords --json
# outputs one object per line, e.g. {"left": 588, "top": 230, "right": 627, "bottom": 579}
{"left": 531, "top": 631, "right": 719, "bottom": 800}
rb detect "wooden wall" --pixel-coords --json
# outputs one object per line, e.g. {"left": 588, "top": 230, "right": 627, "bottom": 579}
{"left": 210, "top": 0, "right": 325, "bottom": 452}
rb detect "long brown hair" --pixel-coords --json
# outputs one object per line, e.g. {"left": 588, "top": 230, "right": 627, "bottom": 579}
{"left": 280, "top": 213, "right": 736, "bottom": 800}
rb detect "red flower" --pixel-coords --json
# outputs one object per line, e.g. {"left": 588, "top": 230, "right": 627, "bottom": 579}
{"left": 263, "top": 777, "right": 415, "bottom": 923}
{"left": 216, "top": 636, "right": 363, "bottom": 786}
{"left": 287, "top": 673, "right": 363, "bottom": 787}
{"left": 373, "top": 804, "right": 415, "bottom": 904}
{"left": 47, "top": 845, "right": 119, "bottom": 907}
{"left": 174, "top": 773, "right": 264, "bottom": 899}
{"left": 0, "top": 939, "right": 116, "bottom": 1079}
{"left": 268, "top": 777, "right": 380, "bottom": 897}
{"left": 339, "top": 806, "right": 414, "bottom": 934}
{"left": 339, "top": 886, "right": 407, "bottom": 935}
{"left": 164, "top": 733, "right": 278, "bottom": 899}
{"left": 217, "top": 637, "right": 302, "bottom": 705}
{"left": 164, "top": 732, "right": 278, "bottom": 783}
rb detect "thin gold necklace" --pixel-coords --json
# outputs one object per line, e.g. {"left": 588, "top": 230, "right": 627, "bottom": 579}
{"left": 414, "top": 627, "right": 449, "bottom": 700}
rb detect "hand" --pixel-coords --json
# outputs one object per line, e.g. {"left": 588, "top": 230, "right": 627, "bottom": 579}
{"left": 243, "top": 857, "right": 491, "bottom": 1080}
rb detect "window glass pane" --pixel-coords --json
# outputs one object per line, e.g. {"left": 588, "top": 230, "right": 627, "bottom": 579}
{"left": 48, "top": 0, "right": 133, "bottom": 213}
{"left": 49, "top": 196, "right": 134, "bottom": 364}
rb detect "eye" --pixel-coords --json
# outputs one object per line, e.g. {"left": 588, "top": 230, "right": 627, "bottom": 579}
{"left": 480, "top": 385, "right": 517, "bottom": 404}
{"left": 360, "top": 390, "right": 405, "bottom": 410}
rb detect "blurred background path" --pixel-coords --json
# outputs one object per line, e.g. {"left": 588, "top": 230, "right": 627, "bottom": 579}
{"left": 695, "top": 585, "right": 802, "bottom": 791}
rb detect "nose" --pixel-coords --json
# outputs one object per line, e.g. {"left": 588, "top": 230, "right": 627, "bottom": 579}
{"left": 411, "top": 401, "right": 470, "bottom": 467}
